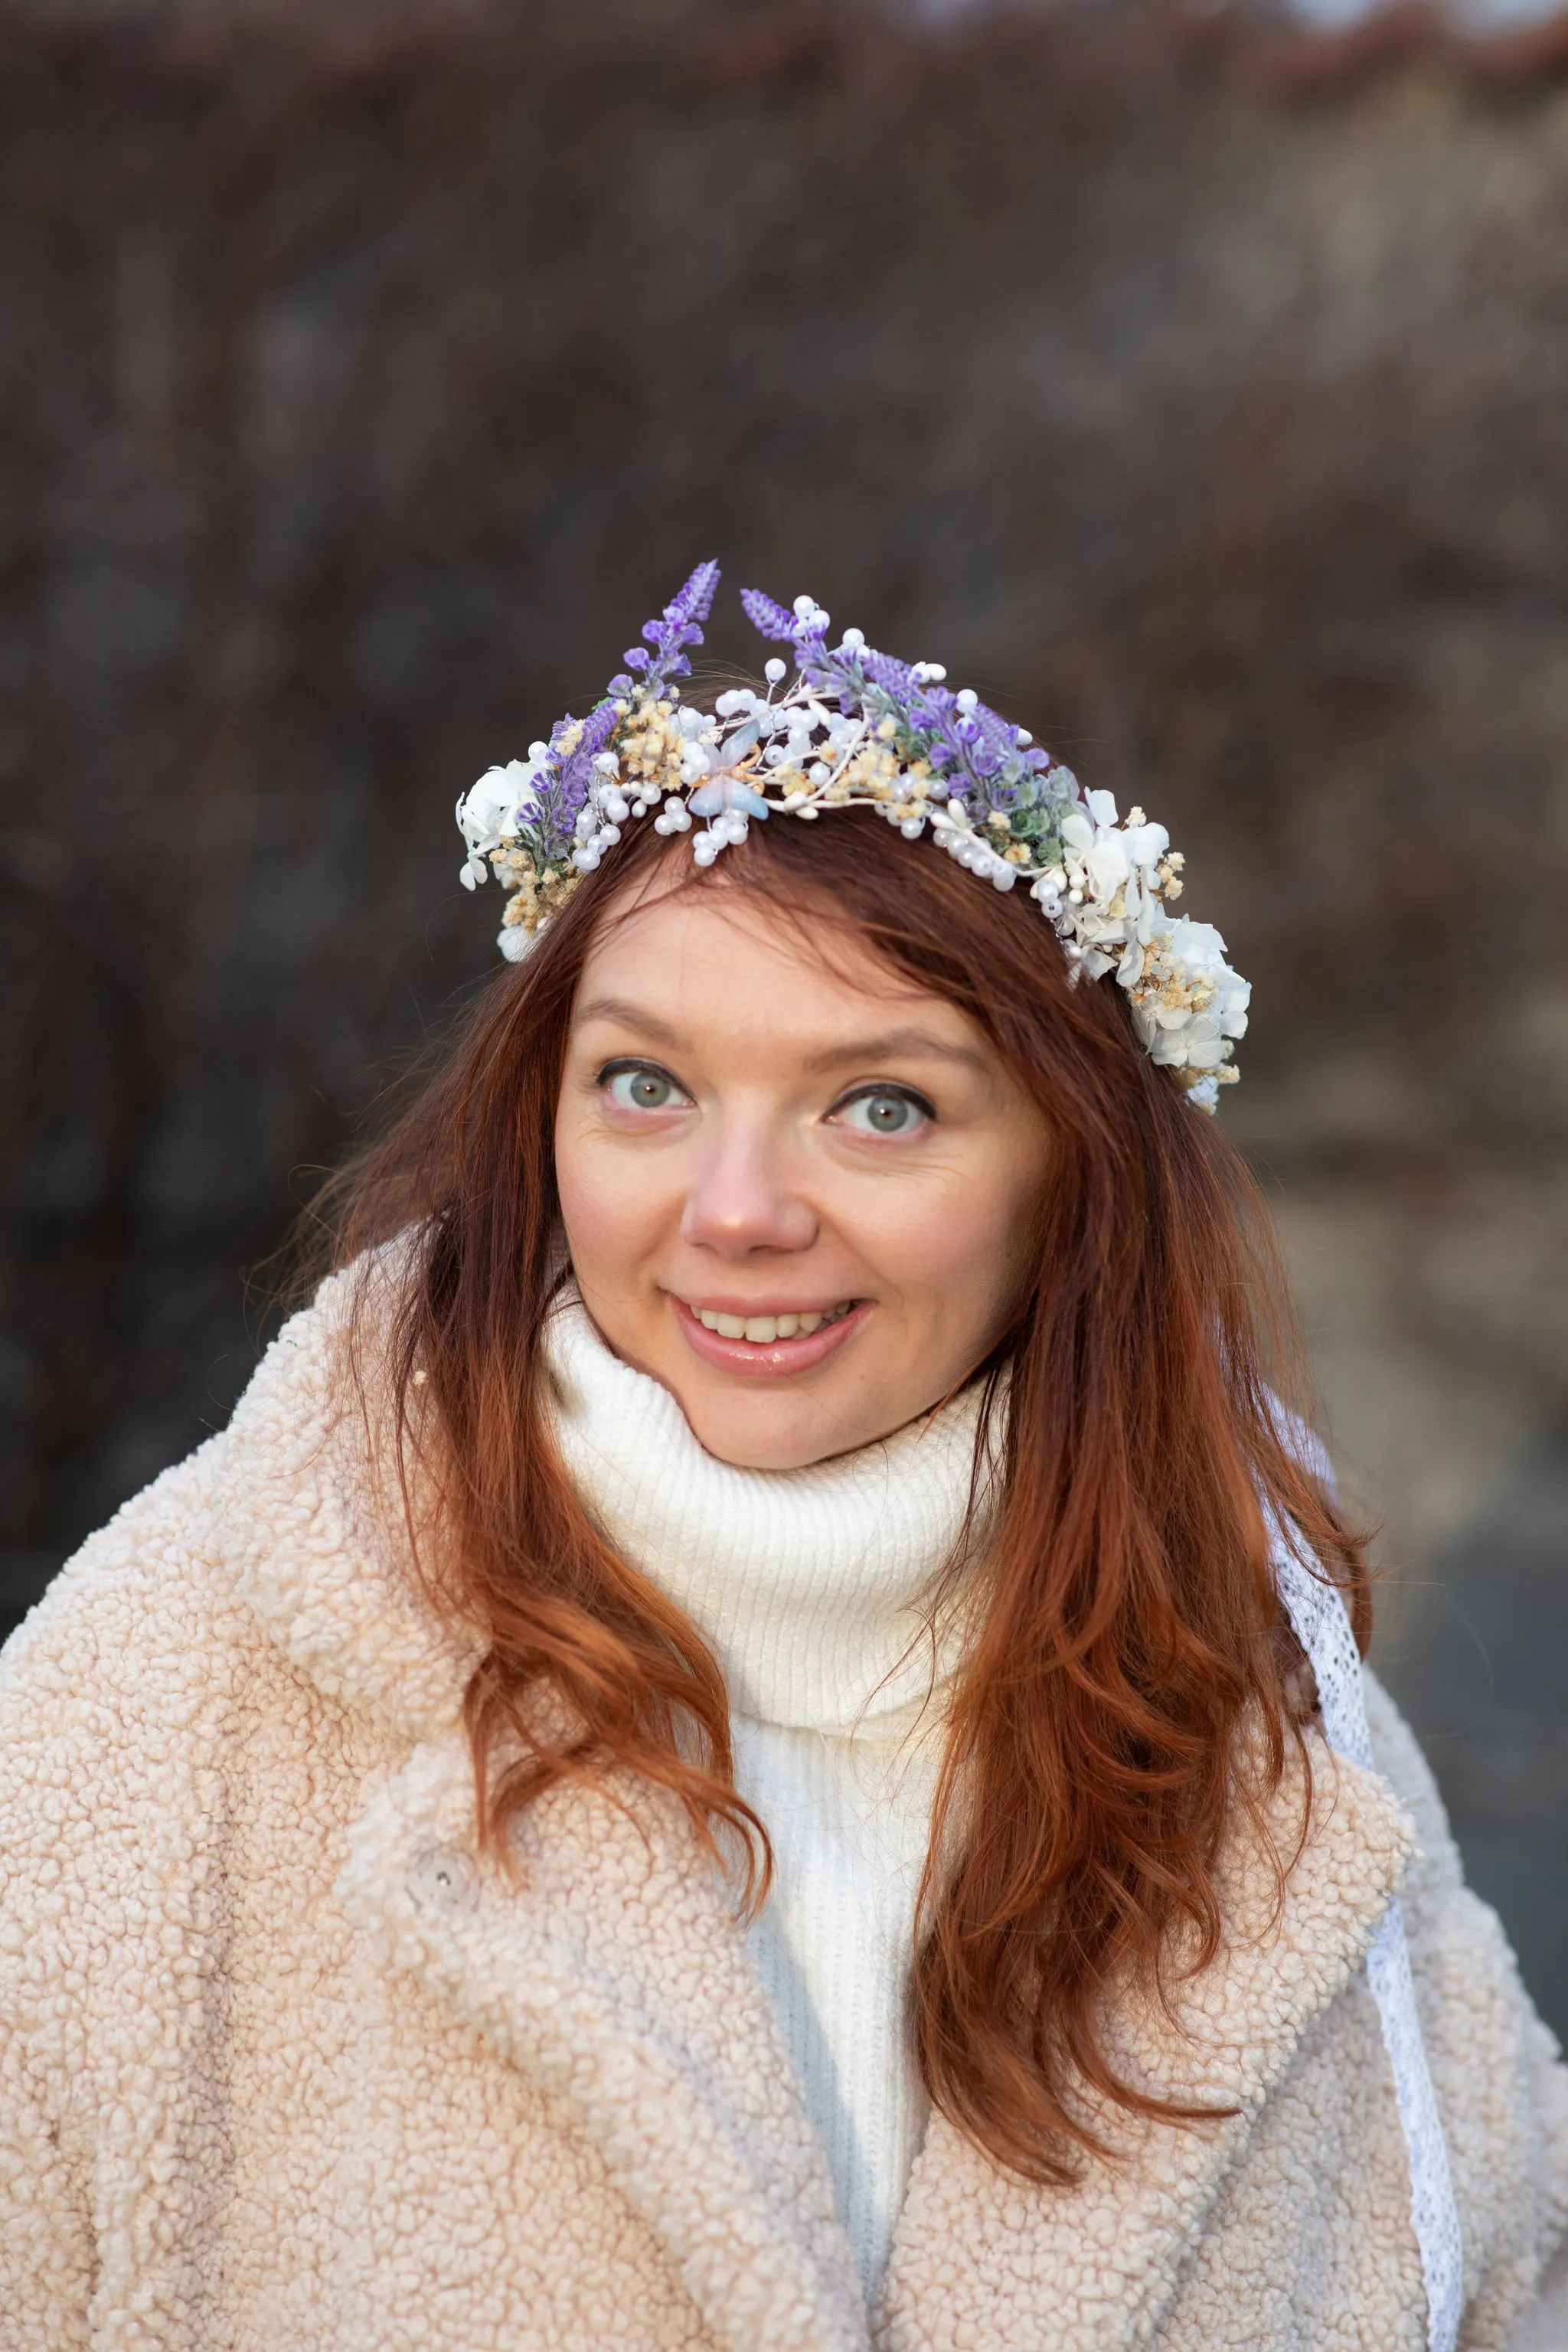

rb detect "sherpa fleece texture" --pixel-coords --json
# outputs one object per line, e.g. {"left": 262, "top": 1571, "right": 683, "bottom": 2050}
{"left": 1, "top": 1266, "right": 1565, "bottom": 2352}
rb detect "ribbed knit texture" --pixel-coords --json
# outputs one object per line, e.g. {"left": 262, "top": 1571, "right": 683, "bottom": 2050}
{"left": 544, "top": 1298, "right": 991, "bottom": 2293}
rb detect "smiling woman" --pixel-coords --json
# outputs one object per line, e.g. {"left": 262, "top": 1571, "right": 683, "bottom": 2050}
{"left": 555, "top": 877, "right": 1050, "bottom": 1467}
{"left": 1, "top": 600, "right": 1564, "bottom": 2352}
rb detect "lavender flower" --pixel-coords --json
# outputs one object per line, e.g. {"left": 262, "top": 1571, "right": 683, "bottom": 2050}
{"left": 739, "top": 588, "right": 799, "bottom": 642}
{"left": 624, "top": 559, "right": 720, "bottom": 694}
{"left": 552, "top": 700, "right": 619, "bottom": 823}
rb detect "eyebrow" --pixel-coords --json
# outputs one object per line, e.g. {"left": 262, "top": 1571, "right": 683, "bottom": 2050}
{"left": 572, "top": 997, "right": 991, "bottom": 1076}
{"left": 572, "top": 998, "right": 689, "bottom": 1050}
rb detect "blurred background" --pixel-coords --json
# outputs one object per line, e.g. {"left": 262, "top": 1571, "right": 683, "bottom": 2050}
{"left": 1, "top": 0, "right": 1564, "bottom": 2034}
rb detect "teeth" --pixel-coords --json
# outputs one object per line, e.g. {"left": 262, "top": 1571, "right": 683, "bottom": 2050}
{"left": 694, "top": 1303, "right": 851, "bottom": 1341}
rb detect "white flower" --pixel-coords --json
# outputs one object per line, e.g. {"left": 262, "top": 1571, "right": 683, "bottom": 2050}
{"left": 1126, "top": 917, "right": 1250, "bottom": 1078}
{"left": 1123, "top": 819, "right": 1170, "bottom": 871}
{"left": 1170, "top": 919, "right": 1250, "bottom": 1037}
{"left": 456, "top": 756, "right": 544, "bottom": 884}
{"left": 1057, "top": 796, "right": 1175, "bottom": 970}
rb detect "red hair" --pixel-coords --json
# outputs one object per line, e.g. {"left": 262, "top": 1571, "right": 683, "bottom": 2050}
{"left": 324, "top": 803, "right": 1368, "bottom": 2183}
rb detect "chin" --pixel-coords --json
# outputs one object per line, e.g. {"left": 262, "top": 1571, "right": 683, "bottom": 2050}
{"left": 679, "top": 1391, "right": 864, "bottom": 1474}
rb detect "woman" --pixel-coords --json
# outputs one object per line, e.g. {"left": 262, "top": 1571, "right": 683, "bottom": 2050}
{"left": 1, "top": 566, "right": 1563, "bottom": 2351}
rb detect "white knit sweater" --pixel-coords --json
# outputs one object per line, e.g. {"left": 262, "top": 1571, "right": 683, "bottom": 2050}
{"left": 545, "top": 1299, "right": 989, "bottom": 2294}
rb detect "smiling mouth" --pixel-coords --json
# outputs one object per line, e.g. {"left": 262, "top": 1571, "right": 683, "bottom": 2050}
{"left": 690, "top": 1302, "right": 858, "bottom": 1345}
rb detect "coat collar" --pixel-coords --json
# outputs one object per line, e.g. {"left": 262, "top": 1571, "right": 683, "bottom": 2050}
{"left": 214, "top": 1257, "right": 479, "bottom": 1745}
{"left": 214, "top": 1269, "right": 1415, "bottom": 2352}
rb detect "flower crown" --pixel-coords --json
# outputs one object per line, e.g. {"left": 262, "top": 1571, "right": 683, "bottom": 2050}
{"left": 456, "top": 562, "right": 1250, "bottom": 1109}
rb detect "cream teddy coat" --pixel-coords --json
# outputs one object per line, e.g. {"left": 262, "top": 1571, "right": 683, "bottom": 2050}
{"left": 2, "top": 1267, "right": 1566, "bottom": 2352}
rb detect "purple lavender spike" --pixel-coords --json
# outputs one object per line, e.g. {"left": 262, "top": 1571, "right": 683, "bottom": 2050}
{"left": 530, "top": 761, "right": 581, "bottom": 865}
{"left": 862, "top": 648, "right": 919, "bottom": 698}
{"left": 666, "top": 558, "right": 721, "bottom": 629}
{"left": 740, "top": 588, "right": 800, "bottom": 643}
{"left": 579, "top": 701, "right": 618, "bottom": 756}
{"left": 541, "top": 701, "right": 616, "bottom": 826}
{"left": 623, "top": 561, "right": 724, "bottom": 694}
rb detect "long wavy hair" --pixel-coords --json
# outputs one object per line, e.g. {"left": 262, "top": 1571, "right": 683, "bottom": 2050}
{"left": 319, "top": 802, "right": 1369, "bottom": 2184}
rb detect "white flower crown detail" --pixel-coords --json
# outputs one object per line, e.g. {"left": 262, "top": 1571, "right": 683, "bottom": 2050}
{"left": 456, "top": 562, "right": 1250, "bottom": 1109}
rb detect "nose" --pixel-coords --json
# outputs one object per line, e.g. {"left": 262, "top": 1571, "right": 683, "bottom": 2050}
{"left": 679, "top": 1120, "right": 818, "bottom": 1259}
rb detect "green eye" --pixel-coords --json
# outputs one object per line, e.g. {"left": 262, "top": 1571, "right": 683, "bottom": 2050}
{"left": 838, "top": 1089, "right": 929, "bottom": 1136}
{"left": 605, "top": 1066, "right": 681, "bottom": 1112}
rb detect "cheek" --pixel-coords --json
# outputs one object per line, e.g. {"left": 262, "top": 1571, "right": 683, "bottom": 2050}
{"left": 902, "top": 1213, "right": 1012, "bottom": 1334}
{"left": 885, "top": 1135, "right": 1044, "bottom": 1338}
{"left": 845, "top": 1167, "right": 1018, "bottom": 1334}
{"left": 553, "top": 1114, "right": 665, "bottom": 1292}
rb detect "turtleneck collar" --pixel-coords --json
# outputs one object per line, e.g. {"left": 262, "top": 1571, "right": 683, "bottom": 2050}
{"left": 543, "top": 1295, "right": 994, "bottom": 1737}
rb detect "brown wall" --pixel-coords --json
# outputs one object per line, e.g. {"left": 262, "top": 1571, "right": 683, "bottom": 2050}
{"left": 2, "top": 0, "right": 1565, "bottom": 2023}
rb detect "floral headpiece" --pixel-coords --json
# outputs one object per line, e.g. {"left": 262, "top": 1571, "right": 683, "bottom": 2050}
{"left": 456, "top": 562, "right": 1249, "bottom": 1108}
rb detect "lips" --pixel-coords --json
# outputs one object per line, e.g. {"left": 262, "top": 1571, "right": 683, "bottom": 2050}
{"left": 671, "top": 1295, "right": 871, "bottom": 1376}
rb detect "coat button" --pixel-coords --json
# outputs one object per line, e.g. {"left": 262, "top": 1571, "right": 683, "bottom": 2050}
{"left": 409, "top": 1845, "right": 479, "bottom": 1913}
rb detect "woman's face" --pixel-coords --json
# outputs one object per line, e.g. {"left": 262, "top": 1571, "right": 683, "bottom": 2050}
{"left": 554, "top": 879, "right": 1050, "bottom": 1469}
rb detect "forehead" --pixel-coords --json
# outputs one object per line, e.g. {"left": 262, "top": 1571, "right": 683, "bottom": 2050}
{"left": 571, "top": 880, "right": 988, "bottom": 1063}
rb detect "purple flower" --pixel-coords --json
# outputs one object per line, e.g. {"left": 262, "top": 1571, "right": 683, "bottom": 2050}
{"left": 668, "top": 557, "right": 722, "bottom": 630}
{"left": 551, "top": 700, "right": 619, "bottom": 818}
{"left": 626, "top": 560, "right": 721, "bottom": 691}
{"left": 740, "top": 588, "right": 799, "bottom": 643}
{"left": 861, "top": 648, "right": 917, "bottom": 700}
